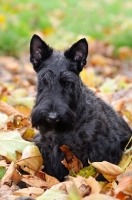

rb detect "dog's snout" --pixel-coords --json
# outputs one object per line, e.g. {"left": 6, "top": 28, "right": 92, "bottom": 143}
{"left": 46, "top": 112, "right": 60, "bottom": 124}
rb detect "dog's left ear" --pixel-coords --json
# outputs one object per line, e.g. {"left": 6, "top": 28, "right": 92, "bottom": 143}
{"left": 64, "top": 38, "right": 88, "bottom": 73}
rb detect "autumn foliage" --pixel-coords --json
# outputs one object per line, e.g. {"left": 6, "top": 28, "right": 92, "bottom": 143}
{"left": 0, "top": 40, "right": 132, "bottom": 199}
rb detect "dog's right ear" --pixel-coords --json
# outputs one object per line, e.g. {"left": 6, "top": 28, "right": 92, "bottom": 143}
{"left": 30, "top": 34, "right": 53, "bottom": 72}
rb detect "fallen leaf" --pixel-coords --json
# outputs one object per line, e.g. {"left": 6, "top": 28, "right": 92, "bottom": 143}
{"left": 83, "top": 193, "right": 118, "bottom": 200}
{"left": 7, "top": 96, "right": 34, "bottom": 109}
{"left": 84, "top": 176, "right": 102, "bottom": 194}
{"left": 115, "top": 176, "right": 132, "bottom": 195}
{"left": 60, "top": 145, "right": 83, "bottom": 173}
{"left": 0, "top": 160, "right": 8, "bottom": 168}
{"left": 68, "top": 180, "right": 82, "bottom": 200}
{"left": 90, "top": 54, "right": 107, "bottom": 66}
{"left": 11, "top": 88, "right": 28, "bottom": 98}
{"left": 22, "top": 175, "right": 48, "bottom": 188}
{"left": 0, "top": 184, "right": 18, "bottom": 200}
{"left": 91, "top": 161, "right": 123, "bottom": 182}
{"left": 13, "top": 187, "right": 44, "bottom": 198}
{"left": 0, "top": 112, "right": 9, "bottom": 129}
{"left": 118, "top": 46, "right": 132, "bottom": 60}
{"left": 15, "top": 105, "right": 31, "bottom": 117}
{"left": 17, "top": 145, "right": 43, "bottom": 175}
{"left": 80, "top": 68, "right": 95, "bottom": 87}
{"left": 0, "top": 130, "right": 33, "bottom": 161}
{"left": 0, "top": 101, "right": 20, "bottom": 116}
{"left": 111, "top": 98, "right": 124, "bottom": 112}
{"left": 1, "top": 161, "right": 15, "bottom": 185}
{"left": 23, "top": 128, "right": 35, "bottom": 140}
{"left": 100, "top": 79, "right": 117, "bottom": 93}
{"left": 36, "top": 189, "right": 68, "bottom": 200}
{"left": 36, "top": 171, "right": 60, "bottom": 188}
{"left": 125, "top": 160, "right": 132, "bottom": 173}
{"left": 78, "top": 184, "right": 91, "bottom": 198}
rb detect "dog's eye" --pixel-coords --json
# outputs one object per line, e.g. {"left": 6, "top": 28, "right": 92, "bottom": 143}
{"left": 42, "top": 78, "right": 48, "bottom": 85}
{"left": 64, "top": 81, "right": 72, "bottom": 88}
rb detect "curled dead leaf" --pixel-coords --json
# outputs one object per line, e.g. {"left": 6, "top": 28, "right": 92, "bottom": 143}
{"left": 78, "top": 184, "right": 91, "bottom": 198}
{"left": 60, "top": 145, "right": 83, "bottom": 173}
{"left": 36, "top": 171, "right": 60, "bottom": 188}
{"left": 22, "top": 175, "right": 48, "bottom": 188}
{"left": 1, "top": 161, "right": 16, "bottom": 185}
{"left": 13, "top": 187, "right": 44, "bottom": 198}
{"left": 115, "top": 176, "right": 132, "bottom": 195}
{"left": 84, "top": 176, "right": 102, "bottom": 194}
{"left": 91, "top": 161, "right": 123, "bottom": 182}
{"left": 17, "top": 145, "right": 43, "bottom": 175}
{"left": 0, "top": 101, "right": 20, "bottom": 116}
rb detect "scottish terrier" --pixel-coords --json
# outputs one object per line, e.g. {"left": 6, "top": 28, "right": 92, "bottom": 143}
{"left": 30, "top": 34, "right": 132, "bottom": 181}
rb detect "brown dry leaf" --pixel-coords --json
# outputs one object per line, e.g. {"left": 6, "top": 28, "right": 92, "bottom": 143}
{"left": 84, "top": 176, "right": 102, "bottom": 194}
{"left": 44, "top": 172, "right": 60, "bottom": 187}
{"left": 17, "top": 145, "right": 43, "bottom": 175}
{"left": 90, "top": 54, "right": 107, "bottom": 66}
{"left": 1, "top": 161, "right": 15, "bottom": 185}
{"left": 51, "top": 176, "right": 100, "bottom": 198}
{"left": 115, "top": 176, "right": 132, "bottom": 195}
{"left": 36, "top": 171, "right": 60, "bottom": 188}
{"left": 78, "top": 184, "right": 91, "bottom": 198}
{"left": 0, "top": 159, "right": 8, "bottom": 168}
{"left": 0, "top": 184, "right": 18, "bottom": 200}
{"left": 7, "top": 115, "right": 31, "bottom": 130}
{"left": 91, "top": 161, "right": 123, "bottom": 182}
{"left": 0, "top": 101, "right": 20, "bottom": 116}
{"left": 0, "top": 56, "right": 19, "bottom": 72}
{"left": 115, "top": 191, "right": 128, "bottom": 200}
{"left": 60, "top": 145, "right": 83, "bottom": 173}
{"left": 51, "top": 180, "right": 72, "bottom": 191}
{"left": 96, "top": 92, "right": 112, "bottom": 104}
{"left": 118, "top": 46, "right": 132, "bottom": 60}
{"left": 83, "top": 193, "right": 118, "bottom": 200}
{"left": 12, "top": 168, "right": 22, "bottom": 184}
{"left": 22, "top": 175, "right": 48, "bottom": 188}
{"left": 13, "top": 187, "right": 44, "bottom": 198}
{"left": 111, "top": 98, "right": 124, "bottom": 112}
{"left": 51, "top": 176, "right": 84, "bottom": 194}
{"left": 100, "top": 182, "right": 117, "bottom": 196}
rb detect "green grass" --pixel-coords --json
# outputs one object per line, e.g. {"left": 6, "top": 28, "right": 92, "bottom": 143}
{"left": 0, "top": 0, "right": 132, "bottom": 56}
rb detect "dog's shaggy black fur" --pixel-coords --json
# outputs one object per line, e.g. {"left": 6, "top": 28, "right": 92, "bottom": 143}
{"left": 30, "top": 34, "right": 132, "bottom": 181}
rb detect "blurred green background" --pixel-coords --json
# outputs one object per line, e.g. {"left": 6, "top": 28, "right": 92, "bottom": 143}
{"left": 0, "top": 0, "right": 132, "bottom": 56}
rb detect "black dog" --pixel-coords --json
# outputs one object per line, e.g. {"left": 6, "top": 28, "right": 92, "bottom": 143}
{"left": 30, "top": 34, "right": 132, "bottom": 181}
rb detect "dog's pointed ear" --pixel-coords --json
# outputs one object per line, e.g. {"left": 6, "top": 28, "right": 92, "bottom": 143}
{"left": 30, "top": 34, "right": 53, "bottom": 72}
{"left": 64, "top": 38, "right": 88, "bottom": 73}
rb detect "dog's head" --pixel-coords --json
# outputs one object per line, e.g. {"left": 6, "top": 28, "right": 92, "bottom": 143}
{"left": 30, "top": 34, "right": 88, "bottom": 133}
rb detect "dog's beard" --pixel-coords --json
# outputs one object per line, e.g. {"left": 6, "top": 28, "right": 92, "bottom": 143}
{"left": 31, "top": 106, "right": 76, "bottom": 133}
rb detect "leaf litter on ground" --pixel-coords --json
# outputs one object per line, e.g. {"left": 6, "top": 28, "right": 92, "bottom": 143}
{"left": 0, "top": 39, "right": 132, "bottom": 199}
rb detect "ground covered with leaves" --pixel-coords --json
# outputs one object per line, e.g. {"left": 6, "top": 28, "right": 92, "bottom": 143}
{"left": 0, "top": 39, "right": 132, "bottom": 200}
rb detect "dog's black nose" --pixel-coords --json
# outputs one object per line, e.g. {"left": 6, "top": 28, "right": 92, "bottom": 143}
{"left": 46, "top": 112, "right": 60, "bottom": 124}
